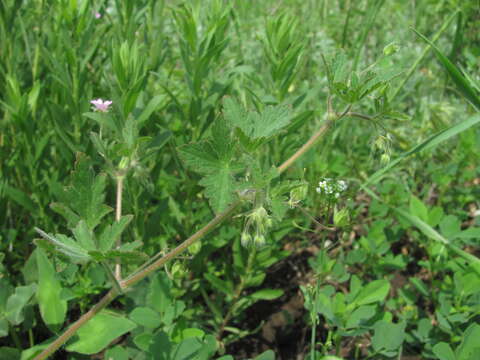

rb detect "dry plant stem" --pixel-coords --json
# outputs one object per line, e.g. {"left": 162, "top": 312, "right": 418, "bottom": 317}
{"left": 114, "top": 175, "right": 124, "bottom": 280}
{"left": 33, "top": 116, "right": 342, "bottom": 360}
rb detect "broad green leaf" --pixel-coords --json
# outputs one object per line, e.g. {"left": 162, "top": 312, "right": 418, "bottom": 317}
{"left": 409, "top": 196, "right": 429, "bottom": 222}
{"left": 351, "top": 279, "right": 390, "bottom": 307}
{"left": 0, "top": 347, "right": 20, "bottom": 360}
{"left": 250, "top": 289, "right": 284, "bottom": 300}
{"left": 147, "top": 331, "right": 171, "bottom": 360}
{"left": 5, "top": 284, "right": 36, "bottom": 325}
{"left": 36, "top": 248, "right": 67, "bottom": 329}
{"left": 53, "top": 154, "right": 112, "bottom": 230}
{"left": 179, "top": 134, "right": 242, "bottom": 212}
{"left": 66, "top": 311, "right": 136, "bottom": 354}
{"left": 456, "top": 323, "right": 480, "bottom": 360}
{"left": 223, "top": 97, "right": 291, "bottom": 140}
{"left": 413, "top": 29, "right": 480, "bottom": 111}
{"left": 372, "top": 320, "right": 405, "bottom": 352}
{"left": 173, "top": 336, "right": 216, "bottom": 360}
{"left": 198, "top": 168, "right": 236, "bottom": 213}
{"left": 104, "top": 346, "right": 129, "bottom": 360}
{"left": 34, "top": 228, "right": 91, "bottom": 263}
{"left": 252, "top": 105, "right": 291, "bottom": 139}
{"left": 254, "top": 350, "right": 275, "bottom": 360}
{"left": 432, "top": 342, "right": 456, "bottom": 360}
{"left": 72, "top": 220, "right": 96, "bottom": 251}
{"left": 129, "top": 307, "right": 162, "bottom": 329}
{"left": 178, "top": 141, "right": 222, "bottom": 173}
{"left": 147, "top": 273, "right": 172, "bottom": 315}
{"left": 98, "top": 215, "right": 133, "bottom": 252}
{"left": 345, "top": 305, "right": 376, "bottom": 329}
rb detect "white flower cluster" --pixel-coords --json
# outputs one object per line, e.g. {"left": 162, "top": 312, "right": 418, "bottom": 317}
{"left": 316, "top": 178, "right": 348, "bottom": 199}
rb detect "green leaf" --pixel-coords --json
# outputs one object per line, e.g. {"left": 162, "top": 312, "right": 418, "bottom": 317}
{"left": 137, "top": 95, "right": 166, "bottom": 126}
{"left": 36, "top": 248, "right": 67, "bottom": 329}
{"left": 254, "top": 350, "right": 276, "bottom": 360}
{"left": 345, "top": 305, "right": 376, "bottom": 329}
{"left": 179, "top": 133, "right": 242, "bottom": 212}
{"left": 433, "top": 342, "right": 456, "bottom": 360}
{"left": 250, "top": 289, "right": 284, "bottom": 300}
{"left": 178, "top": 141, "right": 222, "bottom": 173}
{"left": 129, "top": 307, "right": 162, "bottom": 329}
{"left": 3, "top": 184, "right": 36, "bottom": 212}
{"left": 147, "top": 273, "right": 172, "bottom": 315}
{"left": 371, "top": 320, "right": 405, "bottom": 352}
{"left": 72, "top": 220, "right": 96, "bottom": 251}
{"left": 409, "top": 196, "right": 429, "bottom": 222}
{"left": 66, "top": 311, "right": 136, "bottom": 354}
{"left": 395, "top": 208, "right": 480, "bottom": 276}
{"left": 0, "top": 347, "right": 20, "bottom": 360}
{"left": 457, "top": 323, "right": 480, "bottom": 360}
{"left": 204, "top": 273, "right": 233, "bottom": 296}
{"left": 98, "top": 215, "right": 133, "bottom": 252}
{"left": 5, "top": 284, "right": 36, "bottom": 325}
{"left": 223, "top": 97, "right": 291, "bottom": 141}
{"left": 53, "top": 154, "right": 112, "bottom": 230}
{"left": 34, "top": 228, "right": 91, "bottom": 263}
{"left": 413, "top": 29, "right": 480, "bottom": 111}
{"left": 351, "top": 279, "right": 390, "bottom": 307}
{"left": 198, "top": 169, "right": 236, "bottom": 213}
{"left": 104, "top": 346, "right": 129, "bottom": 360}
{"left": 365, "top": 114, "right": 480, "bottom": 185}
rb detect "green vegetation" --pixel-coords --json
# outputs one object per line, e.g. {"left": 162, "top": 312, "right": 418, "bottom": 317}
{"left": 0, "top": 0, "right": 479, "bottom": 359}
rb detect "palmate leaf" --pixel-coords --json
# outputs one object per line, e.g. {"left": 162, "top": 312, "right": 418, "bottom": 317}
{"left": 179, "top": 117, "right": 243, "bottom": 213}
{"left": 199, "top": 169, "right": 236, "bottom": 215}
{"left": 52, "top": 154, "right": 112, "bottom": 230}
{"left": 222, "top": 97, "right": 292, "bottom": 141}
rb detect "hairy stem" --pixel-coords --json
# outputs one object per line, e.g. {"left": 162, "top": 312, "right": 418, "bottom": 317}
{"left": 33, "top": 115, "right": 341, "bottom": 360}
{"left": 114, "top": 175, "right": 124, "bottom": 280}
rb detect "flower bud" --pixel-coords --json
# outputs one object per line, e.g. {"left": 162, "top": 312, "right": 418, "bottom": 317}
{"left": 333, "top": 207, "right": 350, "bottom": 228}
{"left": 188, "top": 241, "right": 202, "bottom": 255}
{"left": 383, "top": 42, "right": 400, "bottom": 56}
{"left": 241, "top": 232, "right": 252, "bottom": 247}
{"left": 253, "top": 234, "right": 265, "bottom": 247}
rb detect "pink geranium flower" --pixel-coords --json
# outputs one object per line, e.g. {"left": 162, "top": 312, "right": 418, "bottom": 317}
{"left": 90, "top": 99, "right": 112, "bottom": 112}
{"left": 95, "top": 12, "right": 102, "bottom": 19}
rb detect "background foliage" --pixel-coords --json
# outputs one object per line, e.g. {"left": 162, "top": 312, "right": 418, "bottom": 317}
{"left": 0, "top": 0, "right": 479, "bottom": 359}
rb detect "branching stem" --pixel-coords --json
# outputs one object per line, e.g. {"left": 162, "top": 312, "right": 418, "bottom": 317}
{"left": 33, "top": 112, "right": 346, "bottom": 360}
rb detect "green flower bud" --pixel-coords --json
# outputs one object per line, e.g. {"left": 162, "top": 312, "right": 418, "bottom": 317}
{"left": 188, "top": 241, "right": 202, "bottom": 255}
{"left": 253, "top": 234, "right": 265, "bottom": 247}
{"left": 380, "top": 153, "right": 390, "bottom": 165}
{"left": 333, "top": 207, "right": 350, "bottom": 228}
{"left": 383, "top": 42, "right": 400, "bottom": 56}
{"left": 241, "top": 232, "right": 252, "bottom": 247}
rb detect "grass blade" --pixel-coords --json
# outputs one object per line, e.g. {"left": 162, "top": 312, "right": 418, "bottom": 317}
{"left": 364, "top": 114, "right": 480, "bottom": 185}
{"left": 412, "top": 28, "right": 480, "bottom": 111}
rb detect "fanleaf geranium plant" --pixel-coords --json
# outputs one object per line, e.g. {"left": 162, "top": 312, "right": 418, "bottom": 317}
{"left": 30, "top": 51, "right": 400, "bottom": 359}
